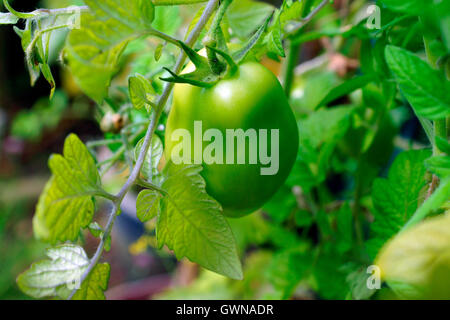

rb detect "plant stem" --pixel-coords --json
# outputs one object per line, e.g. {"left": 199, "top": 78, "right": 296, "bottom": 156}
{"left": 352, "top": 167, "right": 364, "bottom": 247}
{"left": 447, "top": 117, "right": 450, "bottom": 137}
{"left": 204, "top": 0, "right": 233, "bottom": 75}
{"left": 434, "top": 119, "right": 447, "bottom": 155}
{"left": 402, "top": 177, "right": 450, "bottom": 231}
{"left": 96, "top": 126, "right": 146, "bottom": 174}
{"left": 283, "top": 41, "right": 300, "bottom": 96}
{"left": 286, "top": 0, "right": 330, "bottom": 36}
{"left": 207, "top": 0, "right": 232, "bottom": 41}
{"left": 410, "top": 33, "right": 449, "bottom": 224}
{"left": 302, "top": 0, "right": 329, "bottom": 23}
{"left": 67, "top": 0, "right": 219, "bottom": 300}
{"left": 26, "top": 24, "right": 73, "bottom": 57}
{"left": 87, "top": 139, "right": 122, "bottom": 148}
{"left": 301, "top": 0, "right": 316, "bottom": 16}
{"left": 149, "top": 28, "right": 183, "bottom": 48}
{"left": 283, "top": 0, "right": 324, "bottom": 95}
{"left": 136, "top": 179, "right": 168, "bottom": 196}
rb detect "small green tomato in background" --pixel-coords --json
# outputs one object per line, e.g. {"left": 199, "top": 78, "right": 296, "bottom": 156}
{"left": 165, "top": 62, "right": 299, "bottom": 218}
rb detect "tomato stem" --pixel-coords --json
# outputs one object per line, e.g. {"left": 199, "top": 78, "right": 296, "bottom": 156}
{"left": 402, "top": 177, "right": 450, "bottom": 231}
{"left": 283, "top": 41, "right": 300, "bottom": 96}
{"left": 434, "top": 120, "right": 447, "bottom": 156}
{"left": 204, "top": 0, "right": 233, "bottom": 75}
{"left": 148, "top": 29, "right": 183, "bottom": 48}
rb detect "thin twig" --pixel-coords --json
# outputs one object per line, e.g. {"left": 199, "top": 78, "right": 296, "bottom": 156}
{"left": 286, "top": 0, "right": 330, "bottom": 35}
{"left": 87, "top": 139, "right": 122, "bottom": 148}
{"left": 67, "top": 0, "right": 220, "bottom": 300}
{"left": 301, "top": 0, "right": 329, "bottom": 24}
{"left": 426, "top": 175, "right": 439, "bottom": 200}
{"left": 136, "top": 178, "right": 168, "bottom": 196}
{"left": 148, "top": 28, "right": 183, "bottom": 48}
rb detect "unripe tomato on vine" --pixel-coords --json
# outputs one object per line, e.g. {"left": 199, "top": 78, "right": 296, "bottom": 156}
{"left": 164, "top": 44, "right": 299, "bottom": 218}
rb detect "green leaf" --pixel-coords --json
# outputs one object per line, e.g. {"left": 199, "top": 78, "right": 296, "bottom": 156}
{"left": 380, "top": 0, "right": 428, "bottom": 15}
{"left": 279, "top": 0, "right": 303, "bottom": 23}
{"left": 316, "top": 209, "right": 332, "bottom": 238}
{"left": 87, "top": 222, "right": 111, "bottom": 251}
{"left": 134, "top": 135, "right": 163, "bottom": 181}
{"left": 40, "top": 62, "right": 55, "bottom": 98}
{"left": 366, "top": 149, "right": 431, "bottom": 259}
{"left": 346, "top": 266, "right": 377, "bottom": 300}
{"left": 266, "top": 247, "right": 312, "bottom": 299}
{"left": 9, "top": 91, "right": 68, "bottom": 141}
{"left": 136, "top": 189, "right": 162, "bottom": 222}
{"left": 425, "top": 156, "right": 450, "bottom": 178}
{"left": 287, "top": 106, "right": 353, "bottom": 191}
{"left": 88, "top": 222, "right": 103, "bottom": 238}
{"left": 227, "top": 0, "right": 274, "bottom": 39}
{"left": 129, "top": 74, "right": 157, "bottom": 110}
{"left": 292, "top": 71, "right": 339, "bottom": 112}
{"left": 403, "top": 176, "right": 450, "bottom": 229}
{"left": 65, "top": 0, "right": 155, "bottom": 103}
{"left": 227, "top": 213, "right": 271, "bottom": 252}
{"left": 184, "top": 5, "right": 208, "bottom": 42}
{"left": 17, "top": 244, "right": 89, "bottom": 299}
{"left": 154, "top": 43, "right": 164, "bottom": 61}
{"left": 33, "top": 134, "right": 104, "bottom": 243}
{"left": 313, "top": 250, "right": 350, "bottom": 299}
{"left": 156, "top": 162, "right": 243, "bottom": 280}
{"left": 385, "top": 45, "right": 450, "bottom": 120}
{"left": 263, "top": 186, "right": 296, "bottom": 224}
{"left": 71, "top": 263, "right": 110, "bottom": 300}
{"left": 156, "top": 270, "right": 232, "bottom": 300}
{"left": 435, "top": 136, "right": 450, "bottom": 155}
{"left": 265, "top": 20, "right": 285, "bottom": 58}
{"left": 300, "top": 106, "right": 353, "bottom": 148}
{"left": 294, "top": 209, "right": 313, "bottom": 227}
{"left": 0, "top": 12, "right": 19, "bottom": 24}
{"left": 231, "top": 13, "right": 272, "bottom": 63}
{"left": 12, "top": 10, "right": 77, "bottom": 96}
{"left": 336, "top": 203, "right": 353, "bottom": 254}
{"left": 315, "top": 75, "right": 375, "bottom": 109}
{"left": 16, "top": 22, "right": 40, "bottom": 86}
{"left": 152, "top": 5, "right": 181, "bottom": 36}
{"left": 50, "top": 134, "right": 101, "bottom": 194}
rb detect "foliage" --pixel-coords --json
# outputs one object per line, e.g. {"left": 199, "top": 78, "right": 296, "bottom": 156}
{"left": 1, "top": 0, "right": 449, "bottom": 300}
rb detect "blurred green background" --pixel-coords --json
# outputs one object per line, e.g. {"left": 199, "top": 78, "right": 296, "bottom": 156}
{"left": 0, "top": 0, "right": 432, "bottom": 300}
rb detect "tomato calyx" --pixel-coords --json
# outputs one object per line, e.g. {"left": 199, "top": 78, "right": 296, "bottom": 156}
{"left": 160, "top": 40, "right": 238, "bottom": 88}
{"left": 160, "top": 11, "right": 272, "bottom": 89}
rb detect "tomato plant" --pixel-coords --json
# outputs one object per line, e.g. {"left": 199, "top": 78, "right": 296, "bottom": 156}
{"left": 0, "top": 0, "right": 449, "bottom": 301}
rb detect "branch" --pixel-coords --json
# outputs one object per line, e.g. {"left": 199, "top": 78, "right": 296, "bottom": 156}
{"left": 286, "top": 0, "right": 330, "bottom": 36}
{"left": 67, "top": 0, "right": 220, "bottom": 300}
{"left": 148, "top": 28, "right": 183, "bottom": 48}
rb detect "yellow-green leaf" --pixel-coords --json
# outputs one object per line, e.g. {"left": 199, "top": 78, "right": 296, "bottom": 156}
{"left": 376, "top": 214, "right": 450, "bottom": 299}
{"left": 33, "top": 134, "right": 103, "bottom": 243}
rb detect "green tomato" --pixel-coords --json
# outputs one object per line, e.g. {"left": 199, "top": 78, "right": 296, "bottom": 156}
{"left": 165, "top": 62, "right": 299, "bottom": 218}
